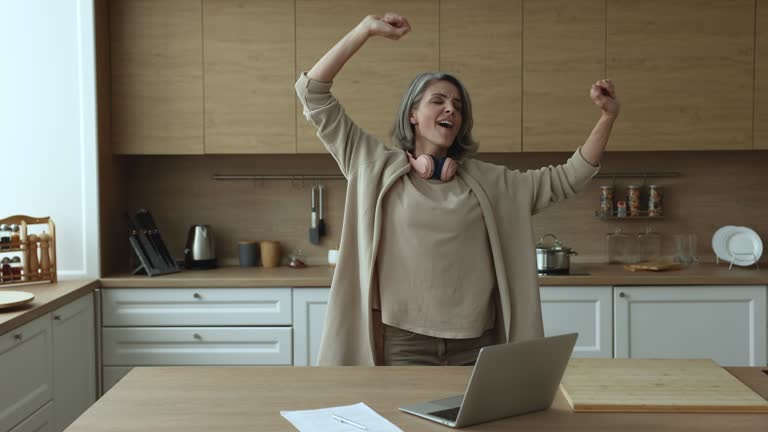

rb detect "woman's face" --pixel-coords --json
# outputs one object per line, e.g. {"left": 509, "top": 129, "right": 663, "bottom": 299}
{"left": 409, "top": 80, "right": 463, "bottom": 154}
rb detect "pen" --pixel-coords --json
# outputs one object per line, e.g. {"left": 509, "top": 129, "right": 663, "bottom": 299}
{"left": 332, "top": 413, "right": 368, "bottom": 430}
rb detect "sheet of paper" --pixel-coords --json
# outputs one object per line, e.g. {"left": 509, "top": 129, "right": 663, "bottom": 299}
{"left": 280, "top": 402, "right": 404, "bottom": 432}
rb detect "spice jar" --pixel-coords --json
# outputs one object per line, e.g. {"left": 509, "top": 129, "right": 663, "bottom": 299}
{"left": 0, "top": 224, "right": 10, "bottom": 249}
{"left": 10, "top": 256, "right": 22, "bottom": 281}
{"left": 10, "top": 224, "right": 20, "bottom": 248}
{"left": 627, "top": 185, "right": 641, "bottom": 217}
{"left": 648, "top": 185, "right": 663, "bottom": 217}
{"left": 599, "top": 186, "right": 614, "bottom": 216}
{"left": 1, "top": 257, "right": 11, "bottom": 282}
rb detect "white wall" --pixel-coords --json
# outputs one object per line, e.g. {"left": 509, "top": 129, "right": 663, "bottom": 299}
{"left": 0, "top": 0, "right": 99, "bottom": 279}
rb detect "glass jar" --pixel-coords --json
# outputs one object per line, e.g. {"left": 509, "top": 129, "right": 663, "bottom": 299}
{"left": 605, "top": 227, "right": 631, "bottom": 264}
{"left": 1, "top": 257, "right": 11, "bottom": 282}
{"left": 9, "top": 224, "right": 20, "bottom": 248}
{"left": 10, "top": 256, "right": 22, "bottom": 281}
{"left": 637, "top": 226, "right": 662, "bottom": 262}
{"left": 0, "top": 224, "right": 10, "bottom": 249}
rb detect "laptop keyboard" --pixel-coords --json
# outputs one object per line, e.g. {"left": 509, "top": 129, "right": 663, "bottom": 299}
{"left": 429, "top": 407, "right": 460, "bottom": 422}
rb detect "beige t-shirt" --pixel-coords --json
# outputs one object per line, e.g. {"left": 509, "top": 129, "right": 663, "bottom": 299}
{"left": 377, "top": 170, "right": 496, "bottom": 339}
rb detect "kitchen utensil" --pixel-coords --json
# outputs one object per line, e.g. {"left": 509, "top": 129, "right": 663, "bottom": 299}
{"left": 536, "top": 234, "right": 577, "bottom": 275}
{"left": 238, "top": 241, "right": 259, "bottom": 267}
{"left": 125, "top": 212, "right": 162, "bottom": 271}
{"left": 184, "top": 224, "right": 217, "bottom": 269}
{"left": 260, "top": 240, "right": 281, "bottom": 268}
{"left": 0, "top": 291, "right": 35, "bottom": 309}
{"left": 137, "top": 209, "right": 177, "bottom": 269}
{"left": 318, "top": 184, "right": 326, "bottom": 237}
{"left": 310, "top": 186, "right": 320, "bottom": 245}
{"left": 560, "top": 358, "right": 768, "bottom": 413}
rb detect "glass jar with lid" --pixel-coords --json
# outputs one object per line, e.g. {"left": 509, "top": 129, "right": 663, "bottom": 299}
{"left": 605, "top": 227, "right": 631, "bottom": 264}
{"left": 0, "top": 224, "right": 10, "bottom": 249}
{"left": 637, "top": 226, "right": 662, "bottom": 262}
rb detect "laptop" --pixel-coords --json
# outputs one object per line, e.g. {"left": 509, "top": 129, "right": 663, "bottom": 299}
{"left": 399, "top": 332, "right": 577, "bottom": 428}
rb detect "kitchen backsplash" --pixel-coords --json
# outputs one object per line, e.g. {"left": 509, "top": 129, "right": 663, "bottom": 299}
{"left": 119, "top": 150, "right": 768, "bottom": 270}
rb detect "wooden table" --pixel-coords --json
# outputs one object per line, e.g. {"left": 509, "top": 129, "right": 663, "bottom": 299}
{"left": 66, "top": 367, "right": 768, "bottom": 432}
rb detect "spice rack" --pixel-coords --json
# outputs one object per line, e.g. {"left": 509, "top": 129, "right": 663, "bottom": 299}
{"left": 594, "top": 171, "right": 679, "bottom": 221}
{"left": 0, "top": 215, "right": 57, "bottom": 287}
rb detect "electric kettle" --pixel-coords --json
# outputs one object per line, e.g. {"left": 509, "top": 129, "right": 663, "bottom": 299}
{"left": 184, "top": 224, "right": 217, "bottom": 269}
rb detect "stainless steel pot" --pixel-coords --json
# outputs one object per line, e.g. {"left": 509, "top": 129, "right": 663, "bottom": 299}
{"left": 536, "top": 234, "right": 577, "bottom": 275}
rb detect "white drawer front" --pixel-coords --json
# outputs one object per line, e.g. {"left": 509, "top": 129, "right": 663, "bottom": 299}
{"left": 102, "top": 288, "right": 292, "bottom": 326}
{"left": 9, "top": 401, "right": 53, "bottom": 432}
{"left": 102, "top": 327, "right": 292, "bottom": 366}
{"left": 0, "top": 316, "right": 52, "bottom": 432}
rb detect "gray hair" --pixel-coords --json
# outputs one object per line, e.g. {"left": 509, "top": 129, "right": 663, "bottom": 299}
{"left": 391, "top": 72, "right": 478, "bottom": 161}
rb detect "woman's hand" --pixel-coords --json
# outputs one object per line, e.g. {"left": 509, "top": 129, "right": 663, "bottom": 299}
{"left": 360, "top": 13, "right": 411, "bottom": 40}
{"left": 590, "top": 79, "right": 620, "bottom": 118}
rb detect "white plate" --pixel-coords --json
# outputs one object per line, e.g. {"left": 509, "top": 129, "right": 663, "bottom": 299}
{"left": 0, "top": 291, "right": 35, "bottom": 309}
{"left": 711, "top": 226, "right": 735, "bottom": 261}
{"left": 716, "top": 227, "right": 763, "bottom": 266}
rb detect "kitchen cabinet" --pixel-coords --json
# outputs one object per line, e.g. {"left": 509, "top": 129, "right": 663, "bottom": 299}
{"left": 100, "top": 288, "right": 293, "bottom": 392}
{"left": 756, "top": 0, "right": 768, "bottom": 150}
{"left": 0, "top": 316, "right": 52, "bottom": 432}
{"left": 614, "top": 286, "right": 767, "bottom": 366}
{"left": 293, "top": 288, "right": 330, "bottom": 366}
{"left": 522, "top": 0, "right": 605, "bottom": 152}
{"left": 441, "top": 0, "right": 522, "bottom": 152}
{"left": 540, "top": 286, "right": 613, "bottom": 358}
{"left": 110, "top": 0, "right": 204, "bottom": 154}
{"left": 8, "top": 402, "right": 53, "bottom": 432}
{"left": 295, "top": 0, "right": 439, "bottom": 153}
{"left": 203, "top": 0, "right": 296, "bottom": 153}
{"left": 606, "top": 0, "right": 754, "bottom": 151}
{"left": 51, "top": 294, "right": 95, "bottom": 432}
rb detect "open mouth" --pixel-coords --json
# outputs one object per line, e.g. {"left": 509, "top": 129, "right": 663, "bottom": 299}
{"left": 437, "top": 120, "right": 454, "bottom": 129}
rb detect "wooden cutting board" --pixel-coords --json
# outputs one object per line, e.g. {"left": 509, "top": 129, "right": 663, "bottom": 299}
{"left": 624, "top": 261, "right": 684, "bottom": 272}
{"left": 560, "top": 358, "right": 768, "bottom": 413}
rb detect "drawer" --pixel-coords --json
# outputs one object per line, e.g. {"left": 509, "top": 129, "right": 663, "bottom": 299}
{"left": 102, "top": 288, "right": 291, "bottom": 326}
{"left": 102, "top": 327, "right": 292, "bottom": 366}
{"left": 9, "top": 401, "right": 53, "bottom": 432}
{"left": 0, "top": 316, "right": 52, "bottom": 432}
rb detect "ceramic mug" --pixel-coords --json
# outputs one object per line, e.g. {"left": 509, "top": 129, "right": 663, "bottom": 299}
{"left": 260, "top": 240, "right": 281, "bottom": 268}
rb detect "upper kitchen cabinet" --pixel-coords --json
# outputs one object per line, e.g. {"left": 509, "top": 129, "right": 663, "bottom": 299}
{"left": 523, "top": 0, "right": 605, "bottom": 152}
{"left": 756, "top": 0, "right": 768, "bottom": 150}
{"left": 203, "top": 0, "right": 296, "bottom": 154}
{"left": 441, "top": 0, "right": 522, "bottom": 152}
{"left": 295, "top": 0, "right": 439, "bottom": 154}
{"left": 110, "top": 0, "right": 204, "bottom": 154}
{"left": 606, "top": 0, "right": 754, "bottom": 151}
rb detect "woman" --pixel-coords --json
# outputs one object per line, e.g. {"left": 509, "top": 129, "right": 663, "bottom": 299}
{"left": 296, "top": 13, "right": 619, "bottom": 366}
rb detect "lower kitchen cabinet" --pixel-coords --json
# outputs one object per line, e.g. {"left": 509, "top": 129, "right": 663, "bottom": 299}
{"left": 614, "top": 286, "right": 767, "bottom": 366}
{"left": 52, "top": 294, "right": 96, "bottom": 432}
{"left": 292, "top": 288, "right": 329, "bottom": 366}
{"left": 540, "top": 286, "right": 613, "bottom": 358}
{"left": 9, "top": 402, "right": 54, "bottom": 432}
{"left": 0, "top": 316, "right": 53, "bottom": 432}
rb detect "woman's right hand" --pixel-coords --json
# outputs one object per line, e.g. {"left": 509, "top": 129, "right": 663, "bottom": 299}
{"left": 360, "top": 13, "right": 411, "bottom": 40}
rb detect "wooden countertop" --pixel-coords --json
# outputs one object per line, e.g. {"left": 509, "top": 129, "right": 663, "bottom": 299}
{"left": 101, "top": 262, "right": 768, "bottom": 287}
{"left": 0, "top": 279, "right": 99, "bottom": 335}
{"left": 66, "top": 365, "right": 768, "bottom": 432}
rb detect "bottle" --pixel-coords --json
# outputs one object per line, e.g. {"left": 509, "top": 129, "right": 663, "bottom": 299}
{"left": 10, "top": 256, "right": 22, "bottom": 281}
{"left": 9, "top": 224, "right": 20, "bottom": 248}
{"left": 0, "top": 224, "right": 10, "bottom": 249}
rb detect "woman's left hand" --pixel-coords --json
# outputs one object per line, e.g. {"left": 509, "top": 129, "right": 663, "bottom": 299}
{"left": 590, "top": 79, "right": 619, "bottom": 118}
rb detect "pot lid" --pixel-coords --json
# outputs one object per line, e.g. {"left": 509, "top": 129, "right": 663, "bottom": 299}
{"left": 536, "top": 233, "right": 573, "bottom": 252}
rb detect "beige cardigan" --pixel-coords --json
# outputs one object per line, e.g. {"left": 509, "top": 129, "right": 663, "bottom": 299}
{"left": 296, "top": 73, "right": 600, "bottom": 366}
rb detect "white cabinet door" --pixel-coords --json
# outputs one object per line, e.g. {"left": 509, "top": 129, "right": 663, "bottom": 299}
{"left": 0, "top": 316, "right": 52, "bottom": 432}
{"left": 52, "top": 294, "right": 95, "bottom": 432}
{"left": 292, "top": 288, "right": 329, "bottom": 366}
{"left": 614, "top": 286, "right": 767, "bottom": 366}
{"left": 102, "top": 288, "right": 292, "bottom": 326}
{"left": 8, "top": 402, "right": 53, "bottom": 432}
{"left": 102, "top": 327, "right": 292, "bottom": 365}
{"left": 540, "top": 286, "right": 613, "bottom": 358}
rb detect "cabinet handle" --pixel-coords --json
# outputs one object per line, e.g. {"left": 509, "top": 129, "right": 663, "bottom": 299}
{"left": 619, "top": 292, "right": 627, "bottom": 298}
{"left": 53, "top": 315, "right": 61, "bottom": 320}
{"left": 193, "top": 333, "right": 202, "bottom": 340}
{"left": 13, "top": 334, "right": 22, "bottom": 341}
{"left": 193, "top": 293, "right": 202, "bottom": 299}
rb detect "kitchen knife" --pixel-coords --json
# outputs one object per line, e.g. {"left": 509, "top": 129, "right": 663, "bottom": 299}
{"left": 318, "top": 184, "right": 326, "bottom": 237}
{"left": 134, "top": 210, "right": 168, "bottom": 269}
{"left": 125, "top": 212, "right": 161, "bottom": 272}
{"left": 310, "top": 186, "right": 320, "bottom": 245}
{"left": 137, "top": 209, "right": 177, "bottom": 269}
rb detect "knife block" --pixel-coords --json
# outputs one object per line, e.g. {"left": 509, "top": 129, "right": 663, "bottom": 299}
{"left": 0, "top": 215, "right": 57, "bottom": 287}
{"left": 127, "top": 211, "right": 180, "bottom": 277}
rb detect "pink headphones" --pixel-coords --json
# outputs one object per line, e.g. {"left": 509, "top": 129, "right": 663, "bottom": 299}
{"left": 407, "top": 152, "right": 458, "bottom": 182}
